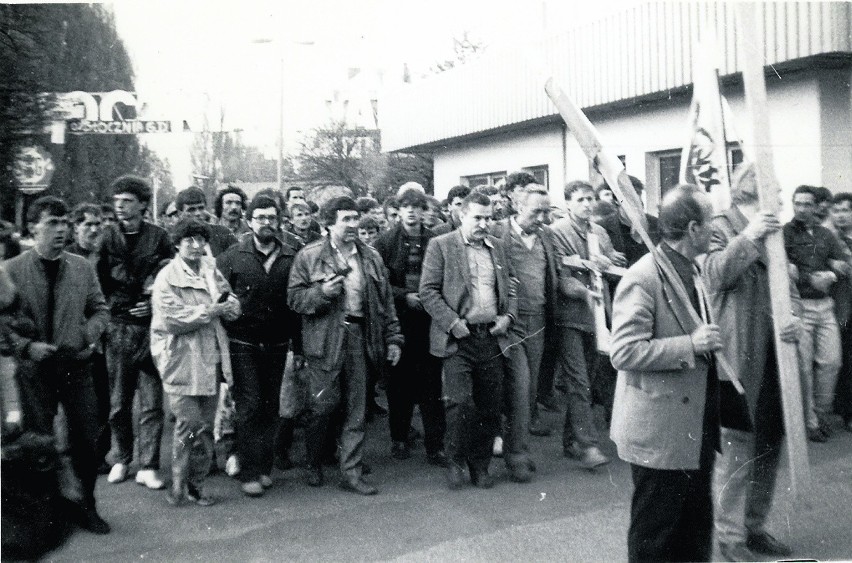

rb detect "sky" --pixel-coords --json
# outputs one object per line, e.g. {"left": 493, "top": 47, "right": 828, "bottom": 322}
{"left": 110, "top": 0, "right": 637, "bottom": 186}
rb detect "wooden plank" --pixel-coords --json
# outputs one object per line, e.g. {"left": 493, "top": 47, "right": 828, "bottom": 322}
{"left": 735, "top": 1, "right": 812, "bottom": 500}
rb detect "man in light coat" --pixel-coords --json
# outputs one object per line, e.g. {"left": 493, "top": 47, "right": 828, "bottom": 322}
{"left": 610, "top": 184, "right": 724, "bottom": 562}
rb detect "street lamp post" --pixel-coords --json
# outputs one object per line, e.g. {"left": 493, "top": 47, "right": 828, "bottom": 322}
{"left": 251, "top": 38, "right": 314, "bottom": 193}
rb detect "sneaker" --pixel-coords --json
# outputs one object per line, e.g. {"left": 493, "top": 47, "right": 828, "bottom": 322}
{"left": 579, "top": 446, "right": 610, "bottom": 469}
{"left": 107, "top": 463, "right": 128, "bottom": 484}
{"left": 492, "top": 436, "right": 504, "bottom": 457}
{"left": 186, "top": 484, "right": 216, "bottom": 506}
{"left": 135, "top": 469, "right": 166, "bottom": 490}
{"left": 225, "top": 455, "right": 241, "bottom": 477}
{"left": 241, "top": 481, "right": 265, "bottom": 497}
{"left": 259, "top": 475, "right": 273, "bottom": 489}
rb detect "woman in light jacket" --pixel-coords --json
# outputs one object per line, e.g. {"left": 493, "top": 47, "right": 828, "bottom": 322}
{"left": 151, "top": 218, "right": 240, "bottom": 506}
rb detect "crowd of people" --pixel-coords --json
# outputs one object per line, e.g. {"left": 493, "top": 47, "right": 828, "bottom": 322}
{"left": 1, "top": 169, "right": 850, "bottom": 561}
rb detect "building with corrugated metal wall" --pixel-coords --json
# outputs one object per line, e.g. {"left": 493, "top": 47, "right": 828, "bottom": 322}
{"left": 381, "top": 1, "right": 852, "bottom": 212}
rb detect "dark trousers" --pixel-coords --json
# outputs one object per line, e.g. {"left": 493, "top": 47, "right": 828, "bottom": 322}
{"left": 557, "top": 327, "right": 599, "bottom": 449}
{"left": 442, "top": 331, "right": 503, "bottom": 473}
{"left": 835, "top": 323, "right": 852, "bottom": 422}
{"left": 503, "top": 313, "right": 545, "bottom": 468}
{"left": 21, "top": 358, "right": 99, "bottom": 509}
{"left": 387, "top": 312, "right": 445, "bottom": 454}
{"left": 105, "top": 321, "right": 163, "bottom": 469}
{"left": 304, "top": 323, "right": 369, "bottom": 480}
{"left": 90, "top": 351, "right": 111, "bottom": 465}
{"left": 230, "top": 340, "right": 287, "bottom": 482}
{"left": 629, "top": 463, "right": 714, "bottom": 562}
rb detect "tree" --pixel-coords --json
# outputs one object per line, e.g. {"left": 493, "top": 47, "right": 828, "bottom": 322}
{"left": 1, "top": 4, "right": 163, "bottom": 221}
{"left": 295, "top": 120, "right": 379, "bottom": 197}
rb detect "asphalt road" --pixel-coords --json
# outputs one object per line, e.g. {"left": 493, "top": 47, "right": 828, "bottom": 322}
{"left": 49, "top": 408, "right": 852, "bottom": 562}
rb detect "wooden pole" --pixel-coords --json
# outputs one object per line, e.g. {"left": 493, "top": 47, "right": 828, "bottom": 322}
{"left": 735, "top": 1, "right": 812, "bottom": 500}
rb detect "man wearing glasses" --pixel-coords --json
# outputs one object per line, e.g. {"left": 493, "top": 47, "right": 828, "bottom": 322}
{"left": 216, "top": 195, "right": 302, "bottom": 497}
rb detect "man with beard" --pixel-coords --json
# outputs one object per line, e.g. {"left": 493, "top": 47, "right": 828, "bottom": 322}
{"left": 175, "top": 187, "right": 238, "bottom": 256}
{"left": 490, "top": 185, "right": 564, "bottom": 482}
{"left": 101, "top": 176, "right": 173, "bottom": 490}
{"left": 288, "top": 197, "right": 403, "bottom": 495}
{"left": 375, "top": 188, "right": 446, "bottom": 466}
{"left": 420, "top": 192, "right": 517, "bottom": 490}
{"left": 5, "top": 196, "right": 111, "bottom": 533}
{"left": 216, "top": 195, "right": 302, "bottom": 497}
{"left": 215, "top": 186, "right": 251, "bottom": 236}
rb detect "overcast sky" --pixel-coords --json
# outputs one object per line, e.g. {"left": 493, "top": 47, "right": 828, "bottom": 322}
{"left": 111, "top": 0, "right": 636, "bottom": 186}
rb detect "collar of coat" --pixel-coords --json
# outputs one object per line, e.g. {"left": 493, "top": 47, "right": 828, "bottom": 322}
{"left": 236, "top": 232, "right": 295, "bottom": 257}
{"left": 162, "top": 256, "right": 215, "bottom": 291}
{"left": 317, "top": 237, "right": 382, "bottom": 281}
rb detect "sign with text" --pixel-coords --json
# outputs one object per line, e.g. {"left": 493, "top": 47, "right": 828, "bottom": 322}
{"left": 68, "top": 119, "right": 172, "bottom": 134}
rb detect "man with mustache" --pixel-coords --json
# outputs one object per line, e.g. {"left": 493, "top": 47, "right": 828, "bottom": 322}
{"left": 216, "top": 195, "right": 301, "bottom": 498}
{"left": 288, "top": 196, "right": 403, "bottom": 496}
{"left": 420, "top": 191, "right": 518, "bottom": 490}
{"left": 215, "top": 186, "right": 251, "bottom": 236}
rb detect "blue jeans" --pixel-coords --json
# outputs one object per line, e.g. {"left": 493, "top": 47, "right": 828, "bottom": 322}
{"left": 105, "top": 321, "right": 163, "bottom": 469}
{"left": 229, "top": 340, "right": 287, "bottom": 482}
{"left": 797, "top": 298, "right": 841, "bottom": 430}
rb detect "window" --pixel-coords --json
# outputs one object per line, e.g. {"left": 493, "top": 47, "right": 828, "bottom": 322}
{"left": 521, "top": 165, "right": 549, "bottom": 189}
{"left": 462, "top": 171, "right": 506, "bottom": 188}
{"left": 646, "top": 145, "right": 744, "bottom": 210}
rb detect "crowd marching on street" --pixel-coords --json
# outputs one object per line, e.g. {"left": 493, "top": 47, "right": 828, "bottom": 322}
{"left": 2, "top": 169, "right": 852, "bottom": 561}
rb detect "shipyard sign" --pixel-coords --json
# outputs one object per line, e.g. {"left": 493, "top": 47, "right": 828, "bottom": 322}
{"left": 54, "top": 90, "right": 179, "bottom": 135}
{"left": 68, "top": 120, "right": 172, "bottom": 134}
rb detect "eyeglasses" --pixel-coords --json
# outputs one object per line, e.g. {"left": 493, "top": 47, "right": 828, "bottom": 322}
{"left": 252, "top": 215, "right": 278, "bottom": 224}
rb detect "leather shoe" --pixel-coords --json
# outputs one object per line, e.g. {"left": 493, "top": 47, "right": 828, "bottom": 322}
{"left": 747, "top": 530, "right": 792, "bottom": 556}
{"left": 563, "top": 442, "right": 584, "bottom": 460}
{"left": 339, "top": 477, "right": 378, "bottom": 496}
{"left": 186, "top": 484, "right": 216, "bottom": 506}
{"left": 305, "top": 466, "right": 324, "bottom": 487}
{"left": 469, "top": 466, "right": 494, "bottom": 489}
{"left": 718, "top": 541, "right": 755, "bottom": 562}
{"left": 391, "top": 441, "right": 411, "bottom": 460}
{"left": 529, "top": 425, "right": 552, "bottom": 437}
{"left": 80, "top": 508, "right": 111, "bottom": 534}
{"left": 508, "top": 465, "right": 532, "bottom": 483}
{"left": 427, "top": 450, "right": 449, "bottom": 468}
{"left": 446, "top": 462, "right": 466, "bottom": 490}
{"left": 807, "top": 427, "right": 827, "bottom": 442}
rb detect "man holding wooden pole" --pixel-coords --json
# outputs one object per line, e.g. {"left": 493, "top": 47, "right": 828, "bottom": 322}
{"left": 704, "top": 163, "right": 800, "bottom": 560}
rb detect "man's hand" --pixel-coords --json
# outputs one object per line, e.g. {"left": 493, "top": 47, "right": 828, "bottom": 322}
{"left": 28, "top": 342, "right": 57, "bottom": 362}
{"left": 220, "top": 296, "right": 240, "bottom": 321}
{"left": 829, "top": 259, "right": 852, "bottom": 278}
{"left": 810, "top": 271, "right": 837, "bottom": 293}
{"left": 489, "top": 315, "right": 512, "bottom": 336}
{"left": 779, "top": 318, "right": 802, "bottom": 343}
{"left": 690, "top": 323, "right": 723, "bottom": 354}
{"left": 405, "top": 292, "right": 422, "bottom": 310}
{"left": 589, "top": 254, "right": 614, "bottom": 273}
{"left": 386, "top": 344, "right": 402, "bottom": 366}
{"left": 129, "top": 300, "right": 151, "bottom": 318}
{"left": 450, "top": 319, "right": 470, "bottom": 339}
{"left": 321, "top": 275, "right": 345, "bottom": 298}
{"left": 742, "top": 211, "right": 781, "bottom": 241}
{"left": 788, "top": 263, "right": 799, "bottom": 282}
{"left": 293, "top": 355, "right": 307, "bottom": 370}
{"left": 610, "top": 251, "right": 628, "bottom": 268}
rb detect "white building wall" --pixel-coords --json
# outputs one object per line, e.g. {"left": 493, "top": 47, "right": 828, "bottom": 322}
{"left": 431, "top": 71, "right": 850, "bottom": 219}
{"left": 432, "top": 124, "right": 565, "bottom": 200}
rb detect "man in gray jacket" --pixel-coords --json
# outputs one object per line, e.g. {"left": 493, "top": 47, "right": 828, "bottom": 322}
{"left": 5, "top": 196, "right": 110, "bottom": 534}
